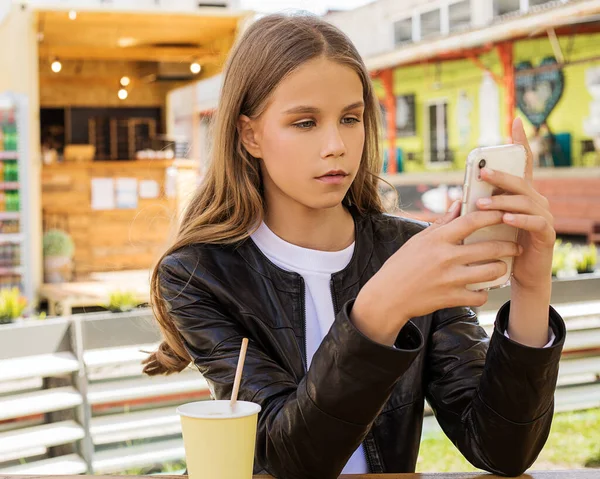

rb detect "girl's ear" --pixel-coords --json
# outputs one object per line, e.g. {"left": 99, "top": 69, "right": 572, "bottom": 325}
{"left": 238, "top": 115, "right": 262, "bottom": 158}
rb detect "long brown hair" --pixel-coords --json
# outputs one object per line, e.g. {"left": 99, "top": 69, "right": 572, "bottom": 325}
{"left": 143, "top": 12, "right": 388, "bottom": 376}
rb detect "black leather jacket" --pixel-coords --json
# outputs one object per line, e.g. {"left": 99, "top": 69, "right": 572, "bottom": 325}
{"left": 159, "top": 209, "right": 565, "bottom": 478}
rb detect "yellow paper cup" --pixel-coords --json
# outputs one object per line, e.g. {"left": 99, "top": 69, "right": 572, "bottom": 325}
{"left": 177, "top": 400, "right": 261, "bottom": 479}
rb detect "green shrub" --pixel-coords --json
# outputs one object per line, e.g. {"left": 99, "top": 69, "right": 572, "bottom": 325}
{"left": 43, "top": 229, "right": 75, "bottom": 257}
{"left": 572, "top": 244, "right": 597, "bottom": 274}
{"left": 106, "top": 290, "right": 138, "bottom": 312}
{"left": 0, "top": 287, "right": 27, "bottom": 324}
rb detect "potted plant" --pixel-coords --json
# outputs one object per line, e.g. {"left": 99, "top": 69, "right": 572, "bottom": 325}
{"left": 106, "top": 290, "right": 138, "bottom": 313}
{"left": 0, "top": 287, "right": 27, "bottom": 325}
{"left": 575, "top": 244, "right": 598, "bottom": 274}
{"left": 43, "top": 229, "right": 75, "bottom": 283}
{"left": 552, "top": 239, "right": 570, "bottom": 277}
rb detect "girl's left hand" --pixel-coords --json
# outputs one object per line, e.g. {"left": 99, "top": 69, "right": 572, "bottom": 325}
{"left": 476, "top": 117, "right": 556, "bottom": 293}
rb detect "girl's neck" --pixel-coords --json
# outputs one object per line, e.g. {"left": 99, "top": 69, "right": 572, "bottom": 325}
{"left": 263, "top": 203, "right": 355, "bottom": 252}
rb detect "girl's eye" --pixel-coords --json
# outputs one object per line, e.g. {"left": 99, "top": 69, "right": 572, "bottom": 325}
{"left": 342, "top": 117, "right": 360, "bottom": 125}
{"left": 293, "top": 120, "right": 316, "bottom": 129}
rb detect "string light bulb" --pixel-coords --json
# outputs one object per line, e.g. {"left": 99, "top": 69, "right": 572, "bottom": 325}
{"left": 190, "top": 62, "right": 201, "bottom": 74}
{"left": 118, "top": 88, "right": 128, "bottom": 100}
{"left": 51, "top": 59, "right": 62, "bottom": 73}
{"left": 68, "top": 10, "right": 77, "bottom": 20}
{"left": 120, "top": 76, "right": 131, "bottom": 87}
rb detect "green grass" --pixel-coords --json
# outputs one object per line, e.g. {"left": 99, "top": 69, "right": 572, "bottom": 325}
{"left": 417, "top": 408, "right": 600, "bottom": 472}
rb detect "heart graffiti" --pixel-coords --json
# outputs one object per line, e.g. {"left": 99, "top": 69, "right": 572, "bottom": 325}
{"left": 515, "top": 57, "right": 565, "bottom": 128}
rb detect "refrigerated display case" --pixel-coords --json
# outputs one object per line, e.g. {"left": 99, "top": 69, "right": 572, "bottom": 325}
{"left": 0, "top": 92, "right": 34, "bottom": 306}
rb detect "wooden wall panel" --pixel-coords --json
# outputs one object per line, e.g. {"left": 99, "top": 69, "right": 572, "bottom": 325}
{"left": 42, "top": 160, "right": 188, "bottom": 277}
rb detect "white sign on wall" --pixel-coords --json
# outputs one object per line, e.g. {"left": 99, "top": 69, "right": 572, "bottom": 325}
{"left": 584, "top": 66, "right": 600, "bottom": 138}
{"left": 478, "top": 72, "right": 502, "bottom": 146}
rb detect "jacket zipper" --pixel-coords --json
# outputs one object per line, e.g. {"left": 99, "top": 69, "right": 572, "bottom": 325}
{"left": 363, "top": 433, "right": 375, "bottom": 473}
{"left": 330, "top": 276, "right": 374, "bottom": 474}
{"left": 300, "top": 276, "right": 308, "bottom": 372}
{"left": 329, "top": 277, "right": 339, "bottom": 315}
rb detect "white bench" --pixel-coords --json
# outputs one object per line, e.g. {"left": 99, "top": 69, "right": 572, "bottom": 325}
{"left": 0, "top": 386, "right": 83, "bottom": 422}
{"left": 93, "top": 438, "right": 185, "bottom": 474}
{"left": 87, "top": 372, "right": 208, "bottom": 405}
{"left": 84, "top": 343, "right": 160, "bottom": 369}
{"left": 0, "top": 420, "right": 85, "bottom": 462}
{"left": 0, "top": 352, "right": 79, "bottom": 382}
{"left": 91, "top": 406, "right": 181, "bottom": 445}
{"left": 0, "top": 453, "right": 87, "bottom": 474}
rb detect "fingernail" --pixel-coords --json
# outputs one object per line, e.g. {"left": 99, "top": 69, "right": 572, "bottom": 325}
{"left": 477, "top": 198, "right": 492, "bottom": 206}
{"left": 504, "top": 213, "right": 515, "bottom": 222}
{"left": 483, "top": 168, "right": 493, "bottom": 176}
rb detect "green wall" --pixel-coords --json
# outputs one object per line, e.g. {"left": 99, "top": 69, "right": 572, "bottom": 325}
{"left": 377, "top": 32, "right": 600, "bottom": 172}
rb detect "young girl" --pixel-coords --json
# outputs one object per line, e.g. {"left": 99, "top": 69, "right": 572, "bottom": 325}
{"left": 143, "top": 13, "right": 564, "bottom": 478}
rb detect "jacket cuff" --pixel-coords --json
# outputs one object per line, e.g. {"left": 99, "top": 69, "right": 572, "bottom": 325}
{"left": 494, "top": 301, "right": 565, "bottom": 364}
{"left": 307, "top": 299, "right": 423, "bottom": 425}
{"left": 480, "top": 301, "right": 565, "bottom": 424}
{"left": 338, "top": 299, "right": 424, "bottom": 366}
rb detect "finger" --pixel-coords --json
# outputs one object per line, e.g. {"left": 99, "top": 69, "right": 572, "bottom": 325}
{"left": 503, "top": 213, "right": 556, "bottom": 243}
{"left": 476, "top": 194, "right": 549, "bottom": 218}
{"left": 455, "top": 261, "right": 508, "bottom": 286}
{"left": 429, "top": 200, "right": 461, "bottom": 231}
{"left": 447, "top": 289, "right": 489, "bottom": 309}
{"left": 463, "top": 290, "right": 489, "bottom": 308}
{"left": 442, "top": 210, "right": 505, "bottom": 243}
{"left": 512, "top": 117, "right": 533, "bottom": 182}
{"left": 457, "top": 240, "right": 522, "bottom": 265}
{"left": 479, "top": 167, "right": 534, "bottom": 197}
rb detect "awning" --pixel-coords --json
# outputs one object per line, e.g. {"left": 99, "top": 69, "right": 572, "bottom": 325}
{"left": 34, "top": 6, "right": 252, "bottom": 65}
{"left": 366, "top": 0, "right": 600, "bottom": 72}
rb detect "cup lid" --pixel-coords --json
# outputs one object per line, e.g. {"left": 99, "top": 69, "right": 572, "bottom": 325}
{"left": 177, "top": 400, "right": 261, "bottom": 419}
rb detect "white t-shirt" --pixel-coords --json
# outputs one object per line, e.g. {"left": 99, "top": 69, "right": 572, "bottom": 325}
{"left": 251, "top": 221, "right": 368, "bottom": 474}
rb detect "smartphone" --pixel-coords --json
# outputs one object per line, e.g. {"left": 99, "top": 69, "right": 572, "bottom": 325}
{"left": 460, "top": 144, "right": 527, "bottom": 292}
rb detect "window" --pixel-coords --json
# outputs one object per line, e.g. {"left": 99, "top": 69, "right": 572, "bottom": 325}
{"left": 493, "top": 0, "right": 521, "bottom": 16}
{"left": 449, "top": 0, "right": 471, "bottom": 32}
{"left": 427, "top": 101, "right": 451, "bottom": 164}
{"left": 421, "top": 9, "right": 441, "bottom": 39}
{"left": 394, "top": 18, "right": 413, "bottom": 45}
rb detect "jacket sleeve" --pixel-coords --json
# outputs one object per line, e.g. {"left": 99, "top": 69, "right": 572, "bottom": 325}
{"left": 425, "top": 301, "right": 566, "bottom": 477}
{"left": 159, "top": 255, "right": 424, "bottom": 479}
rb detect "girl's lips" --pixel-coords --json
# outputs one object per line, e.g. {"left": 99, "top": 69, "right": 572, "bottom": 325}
{"left": 315, "top": 174, "right": 348, "bottom": 184}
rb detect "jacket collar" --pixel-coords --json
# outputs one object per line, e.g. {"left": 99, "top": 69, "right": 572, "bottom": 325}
{"left": 235, "top": 206, "right": 374, "bottom": 293}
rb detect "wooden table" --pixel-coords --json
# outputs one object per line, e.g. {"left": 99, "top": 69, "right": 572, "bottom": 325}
{"left": 39, "top": 269, "right": 151, "bottom": 315}
{"left": 1, "top": 471, "right": 597, "bottom": 479}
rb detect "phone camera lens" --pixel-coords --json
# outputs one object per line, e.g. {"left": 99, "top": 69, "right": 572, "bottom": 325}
{"left": 479, "top": 159, "right": 486, "bottom": 169}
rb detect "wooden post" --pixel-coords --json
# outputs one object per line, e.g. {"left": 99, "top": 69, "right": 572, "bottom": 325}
{"left": 380, "top": 68, "right": 397, "bottom": 174}
{"left": 497, "top": 42, "right": 515, "bottom": 141}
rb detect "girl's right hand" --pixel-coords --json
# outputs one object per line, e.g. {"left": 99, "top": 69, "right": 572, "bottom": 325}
{"left": 351, "top": 201, "right": 523, "bottom": 346}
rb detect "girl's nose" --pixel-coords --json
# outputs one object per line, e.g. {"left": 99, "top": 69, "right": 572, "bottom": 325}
{"left": 321, "top": 125, "right": 346, "bottom": 159}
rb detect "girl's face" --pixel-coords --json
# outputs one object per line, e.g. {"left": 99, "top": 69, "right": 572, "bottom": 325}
{"left": 240, "top": 56, "right": 365, "bottom": 212}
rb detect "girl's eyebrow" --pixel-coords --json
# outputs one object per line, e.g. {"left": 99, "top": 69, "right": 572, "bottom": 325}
{"left": 282, "top": 101, "right": 365, "bottom": 115}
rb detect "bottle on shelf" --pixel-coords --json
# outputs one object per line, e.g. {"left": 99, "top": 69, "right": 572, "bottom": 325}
{"left": 0, "top": 109, "right": 4, "bottom": 152}
{"left": 6, "top": 192, "right": 14, "bottom": 212}
{"left": 3, "top": 111, "right": 16, "bottom": 152}
{"left": 4, "top": 161, "right": 17, "bottom": 182}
